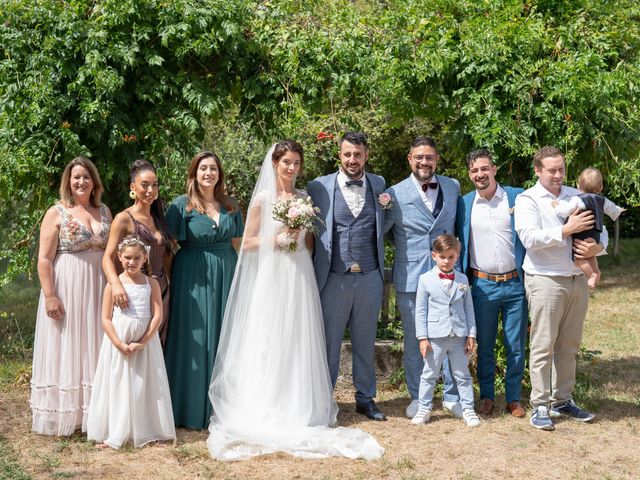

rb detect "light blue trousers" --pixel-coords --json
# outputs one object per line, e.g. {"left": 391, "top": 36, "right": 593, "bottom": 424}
{"left": 418, "top": 336, "right": 475, "bottom": 411}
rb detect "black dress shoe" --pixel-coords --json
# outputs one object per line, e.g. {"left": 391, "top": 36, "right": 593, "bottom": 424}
{"left": 355, "top": 401, "right": 387, "bottom": 421}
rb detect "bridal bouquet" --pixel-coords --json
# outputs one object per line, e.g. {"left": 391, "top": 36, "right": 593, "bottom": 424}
{"left": 272, "top": 196, "right": 321, "bottom": 252}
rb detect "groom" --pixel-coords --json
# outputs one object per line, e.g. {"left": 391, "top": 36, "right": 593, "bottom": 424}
{"left": 308, "top": 131, "right": 387, "bottom": 421}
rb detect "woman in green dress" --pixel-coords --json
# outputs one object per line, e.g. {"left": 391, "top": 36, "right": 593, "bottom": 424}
{"left": 164, "top": 151, "right": 244, "bottom": 429}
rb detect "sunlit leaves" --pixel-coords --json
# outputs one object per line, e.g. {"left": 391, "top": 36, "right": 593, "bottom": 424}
{"left": 1, "top": 0, "right": 640, "bottom": 283}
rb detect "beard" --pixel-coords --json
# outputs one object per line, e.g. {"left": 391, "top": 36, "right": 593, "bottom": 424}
{"left": 474, "top": 178, "right": 491, "bottom": 190}
{"left": 412, "top": 168, "right": 434, "bottom": 183}
{"left": 342, "top": 165, "right": 365, "bottom": 180}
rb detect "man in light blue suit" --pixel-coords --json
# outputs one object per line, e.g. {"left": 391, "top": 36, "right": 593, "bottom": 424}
{"left": 383, "top": 136, "right": 461, "bottom": 418}
{"left": 455, "top": 149, "right": 528, "bottom": 418}
{"left": 308, "top": 132, "right": 387, "bottom": 421}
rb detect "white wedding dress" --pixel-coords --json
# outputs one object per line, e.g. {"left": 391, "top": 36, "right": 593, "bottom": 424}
{"left": 206, "top": 147, "right": 383, "bottom": 461}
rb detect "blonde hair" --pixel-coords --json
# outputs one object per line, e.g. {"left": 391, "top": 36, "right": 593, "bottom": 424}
{"left": 186, "top": 151, "right": 235, "bottom": 214}
{"left": 578, "top": 167, "right": 603, "bottom": 194}
{"left": 59, "top": 156, "right": 103, "bottom": 208}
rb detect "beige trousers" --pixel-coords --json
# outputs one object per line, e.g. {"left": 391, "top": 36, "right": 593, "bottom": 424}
{"left": 525, "top": 274, "right": 589, "bottom": 407}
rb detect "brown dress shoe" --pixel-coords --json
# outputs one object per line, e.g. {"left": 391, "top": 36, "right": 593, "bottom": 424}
{"left": 506, "top": 401, "right": 526, "bottom": 418}
{"left": 479, "top": 398, "right": 494, "bottom": 415}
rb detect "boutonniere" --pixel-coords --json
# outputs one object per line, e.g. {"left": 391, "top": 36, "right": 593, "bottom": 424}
{"left": 508, "top": 207, "right": 515, "bottom": 215}
{"left": 378, "top": 193, "right": 392, "bottom": 210}
{"left": 459, "top": 284, "right": 469, "bottom": 292}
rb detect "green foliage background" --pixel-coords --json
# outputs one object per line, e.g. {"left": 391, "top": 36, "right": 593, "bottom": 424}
{"left": 2, "top": 0, "right": 640, "bottom": 282}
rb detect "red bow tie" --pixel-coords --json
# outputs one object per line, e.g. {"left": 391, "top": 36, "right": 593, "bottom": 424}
{"left": 422, "top": 182, "right": 438, "bottom": 192}
{"left": 439, "top": 272, "right": 455, "bottom": 280}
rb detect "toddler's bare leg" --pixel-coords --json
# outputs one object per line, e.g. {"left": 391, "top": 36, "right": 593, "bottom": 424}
{"left": 575, "top": 258, "right": 600, "bottom": 288}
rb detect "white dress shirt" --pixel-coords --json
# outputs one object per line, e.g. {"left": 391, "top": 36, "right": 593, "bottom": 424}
{"left": 410, "top": 174, "right": 439, "bottom": 212}
{"left": 514, "top": 181, "right": 608, "bottom": 276}
{"left": 337, "top": 170, "right": 367, "bottom": 217}
{"left": 469, "top": 185, "right": 516, "bottom": 274}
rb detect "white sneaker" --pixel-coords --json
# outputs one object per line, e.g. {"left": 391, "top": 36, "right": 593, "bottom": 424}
{"left": 405, "top": 399, "right": 420, "bottom": 418}
{"left": 442, "top": 400, "right": 463, "bottom": 418}
{"left": 411, "top": 408, "right": 432, "bottom": 425}
{"left": 463, "top": 409, "right": 481, "bottom": 427}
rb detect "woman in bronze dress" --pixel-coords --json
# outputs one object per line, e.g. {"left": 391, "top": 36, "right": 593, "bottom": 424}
{"left": 103, "top": 160, "right": 173, "bottom": 345}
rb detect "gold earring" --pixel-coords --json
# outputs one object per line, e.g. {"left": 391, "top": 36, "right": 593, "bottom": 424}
{"left": 129, "top": 190, "right": 136, "bottom": 200}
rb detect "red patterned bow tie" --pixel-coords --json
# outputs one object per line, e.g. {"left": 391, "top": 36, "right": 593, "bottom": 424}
{"left": 421, "top": 182, "right": 438, "bottom": 192}
{"left": 439, "top": 272, "right": 455, "bottom": 280}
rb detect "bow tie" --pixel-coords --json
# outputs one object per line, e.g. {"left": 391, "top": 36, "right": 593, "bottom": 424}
{"left": 422, "top": 182, "right": 438, "bottom": 192}
{"left": 345, "top": 179, "right": 363, "bottom": 188}
{"left": 439, "top": 272, "right": 455, "bottom": 280}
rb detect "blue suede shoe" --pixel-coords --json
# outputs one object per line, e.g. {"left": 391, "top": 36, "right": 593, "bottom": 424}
{"left": 550, "top": 400, "right": 595, "bottom": 422}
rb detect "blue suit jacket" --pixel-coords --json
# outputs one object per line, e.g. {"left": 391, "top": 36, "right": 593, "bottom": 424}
{"left": 307, "top": 171, "right": 386, "bottom": 291}
{"left": 414, "top": 267, "right": 476, "bottom": 339}
{"left": 383, "top": 174, "right": 460, "bottom": 293}
{"left": 455, "top": 185, "right": 526, "bottom": 279}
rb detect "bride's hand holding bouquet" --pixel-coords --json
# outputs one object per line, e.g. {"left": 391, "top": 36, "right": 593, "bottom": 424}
{"left": 273, "top": 195, "right": 321, "bottom": 252}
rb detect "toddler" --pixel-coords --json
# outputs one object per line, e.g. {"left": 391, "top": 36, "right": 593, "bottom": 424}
{"left": 553, "top": 167, "right": 625, "bottom": 288}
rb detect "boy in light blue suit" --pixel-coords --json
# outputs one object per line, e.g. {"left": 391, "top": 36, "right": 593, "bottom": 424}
{"left": 412, "top": 234, "right": 480, "bottom": 427}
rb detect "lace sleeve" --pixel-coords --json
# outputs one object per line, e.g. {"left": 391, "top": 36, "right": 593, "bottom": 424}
{"left": 295, "top": 188, "right": 308, "bottom": 197}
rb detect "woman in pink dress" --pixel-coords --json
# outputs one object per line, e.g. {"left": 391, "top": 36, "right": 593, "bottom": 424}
{"left": 30, "top": 156, "right": 112, "bottom": 435}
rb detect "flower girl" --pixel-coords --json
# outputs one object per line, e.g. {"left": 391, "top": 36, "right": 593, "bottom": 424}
{"left": 87, "top": 235, "right": 175, "bottom": 448}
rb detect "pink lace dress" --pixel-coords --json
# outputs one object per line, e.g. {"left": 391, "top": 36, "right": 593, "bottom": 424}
{"left": 30, "top": 203, "right": 111, "bottom": 435}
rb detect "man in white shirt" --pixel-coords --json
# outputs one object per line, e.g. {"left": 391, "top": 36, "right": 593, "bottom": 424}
{"left": 455, "top": 149, "right": 528, "bottom": 418}
{"left": 514, "top": 146, "right": 605, "bottom": 430}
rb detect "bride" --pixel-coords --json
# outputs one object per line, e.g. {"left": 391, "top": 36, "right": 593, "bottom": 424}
{"left": 206, "top": 140, "right": 384, "bottom": 460}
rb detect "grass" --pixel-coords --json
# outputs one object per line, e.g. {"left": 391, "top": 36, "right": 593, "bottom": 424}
{"left": 0, "top": 436, "right": 31, "bottom": 480}
{"left": 1, "top": 239, "right": 639, "bottom": 479}
{"left": 0, "top": 274, "right": 34, "bottom": 368}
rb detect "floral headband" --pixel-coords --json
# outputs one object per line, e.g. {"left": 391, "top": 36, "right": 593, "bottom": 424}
{"left": 117, "top": 236, "right": 151, "bottom": 256}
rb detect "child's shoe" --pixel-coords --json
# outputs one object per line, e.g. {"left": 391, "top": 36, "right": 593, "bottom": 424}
{"left": 411, "top": 408, "right": 432, "bottom": 424}
{"left": 462, "top": 409, "right": 480, "bottom": 427}
{"left": 442, "top": 400, "right": 463, "bottom": 418}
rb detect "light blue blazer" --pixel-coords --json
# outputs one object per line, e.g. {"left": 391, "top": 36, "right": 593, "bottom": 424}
{"left": 307, "top": 171, "right": 386, "bottom": 291}
{"left": 414, "top": 267, "right": 476, "bottom": 339}
{"left": 384, "top": 174, "right": 460, "bottom": 292}
{"left": 455, "top": 185, "right": 526, "bottom": 279}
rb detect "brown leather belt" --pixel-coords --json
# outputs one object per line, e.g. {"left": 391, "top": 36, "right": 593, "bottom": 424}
{"left": 471, "top": 269, "right": 518, "bottom": 282}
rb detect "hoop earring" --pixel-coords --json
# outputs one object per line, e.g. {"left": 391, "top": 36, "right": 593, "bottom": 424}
{"left": 129, "top": 190, "right": 136, "bottom": 200}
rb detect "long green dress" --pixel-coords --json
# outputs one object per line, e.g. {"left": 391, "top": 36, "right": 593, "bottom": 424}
{"left": 164, "top": 194, "right": 244, "bottom": 429}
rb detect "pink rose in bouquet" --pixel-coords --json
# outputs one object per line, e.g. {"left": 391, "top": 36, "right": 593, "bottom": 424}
{"left": 288, "top": 206, "right": 301, "bottom": 220}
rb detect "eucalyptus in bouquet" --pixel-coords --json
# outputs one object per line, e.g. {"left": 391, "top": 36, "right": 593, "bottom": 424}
{"left": 272, "top": 195, "right": 321, "bottom": 252}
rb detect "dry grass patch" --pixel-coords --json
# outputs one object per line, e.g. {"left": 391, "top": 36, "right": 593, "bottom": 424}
{"left": 2, "top": 382, "right": 640, "bottom": 479}
{"left": 2, "top": 241, "right": 640, "bottom": 479}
